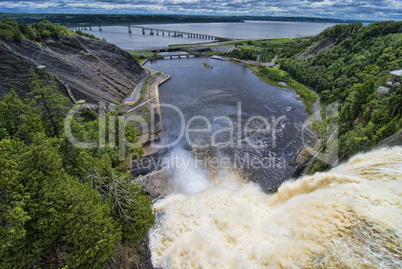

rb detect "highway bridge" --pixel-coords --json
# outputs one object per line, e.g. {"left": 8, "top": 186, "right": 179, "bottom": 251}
{"left": 131, "top": 26, "right": 224, "bottom": 41}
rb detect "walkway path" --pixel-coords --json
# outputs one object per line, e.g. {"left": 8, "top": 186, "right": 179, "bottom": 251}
{"left": 141, "top": 67, "right": 170, "bottom": 157}
{"left": 123, "top": 69, "right": 149, "bottom": 105}
{"left": 124, "top": 67, "right": 170, "bottom": 157}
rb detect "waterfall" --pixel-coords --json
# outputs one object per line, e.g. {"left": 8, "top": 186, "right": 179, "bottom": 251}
{"left": 149, "top": 146, "right": 402, "bottom": 268}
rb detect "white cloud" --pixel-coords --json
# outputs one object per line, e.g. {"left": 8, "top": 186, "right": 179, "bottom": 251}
{"left": 0, "top": 0, "right": 400, "bottom": 20}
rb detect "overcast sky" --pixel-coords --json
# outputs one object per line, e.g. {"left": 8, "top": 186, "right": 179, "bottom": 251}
{"left": 1, "top": 0, "right": 401, "bottom": 21}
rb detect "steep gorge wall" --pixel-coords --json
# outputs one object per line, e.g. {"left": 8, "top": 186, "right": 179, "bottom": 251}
{"left": 0, "top": 35, "right": 146, "bottom": 104}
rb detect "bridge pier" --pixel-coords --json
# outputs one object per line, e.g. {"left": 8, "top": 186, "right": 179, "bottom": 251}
{"left": 135, "top": 26, "right": 218, "bottom": 41}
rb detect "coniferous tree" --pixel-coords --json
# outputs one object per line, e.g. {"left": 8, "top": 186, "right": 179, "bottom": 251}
{"left": 28, "top": 70, "right": 70, "bottom": 137}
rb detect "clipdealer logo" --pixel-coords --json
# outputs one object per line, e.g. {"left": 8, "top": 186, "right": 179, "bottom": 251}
{"left": 65, "top": 101, "right": 339, "bottom": 170}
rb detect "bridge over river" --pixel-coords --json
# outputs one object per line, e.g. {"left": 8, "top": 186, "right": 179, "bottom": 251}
{"left": 131, "top": 26, "right": 224, "bottom": 41}
{"left": 68, "top": 25, "right": 226, "bottom": 41}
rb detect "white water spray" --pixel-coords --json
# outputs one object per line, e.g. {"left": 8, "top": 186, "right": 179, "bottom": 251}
{"left": 149, "top": 147, "right": 402, "bottom": 268}
{"left": 170, "top": 148, "right": 211, "bottom": 195}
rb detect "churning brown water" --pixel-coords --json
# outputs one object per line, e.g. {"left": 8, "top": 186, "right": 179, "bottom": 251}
{"left": 149, "top": 147, "right": 402, "bottom": 268}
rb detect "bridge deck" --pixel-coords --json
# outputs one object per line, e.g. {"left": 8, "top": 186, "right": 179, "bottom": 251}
{"left": 131, "top": 25, "right": 222, "bottom": 40}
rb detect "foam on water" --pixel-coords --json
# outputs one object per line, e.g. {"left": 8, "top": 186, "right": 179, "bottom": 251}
{"left": 149, "top": 147, "right": 402, "bottom": 268}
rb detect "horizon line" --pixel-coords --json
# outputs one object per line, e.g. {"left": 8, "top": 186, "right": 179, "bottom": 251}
{"left": 0, "top": 13, "right": 380, "bottom": 23}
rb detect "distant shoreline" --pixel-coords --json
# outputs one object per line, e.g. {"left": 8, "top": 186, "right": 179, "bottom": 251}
{"left": 0, "top": 13, "right": 371, "bottom": 27}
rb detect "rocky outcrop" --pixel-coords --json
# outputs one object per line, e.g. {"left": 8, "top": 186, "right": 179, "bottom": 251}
{"left": 375, "top": 130, "right": 402, "bottom": 148}
{"left": 106, "top": 239, "right": 154, "bottom": 269}
{"left": 298, "top": 36, "right": 336, "bottom": 59}
{"left": 294, "top": 147, "right": 316, "bottom": 165}
{"left": 136, "top": 168, "right": 174, "bottom": 200}
{"left": 0, "top": 35, "right": 146, "bottom": 104}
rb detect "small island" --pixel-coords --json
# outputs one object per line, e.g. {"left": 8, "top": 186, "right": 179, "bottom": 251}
{"left": 203, "top": 62, "right": 213, "bottom": 69}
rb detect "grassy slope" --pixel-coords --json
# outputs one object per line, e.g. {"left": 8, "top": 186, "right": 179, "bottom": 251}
{"left": 249, "top": 65, "right": 316, "bottom": 115}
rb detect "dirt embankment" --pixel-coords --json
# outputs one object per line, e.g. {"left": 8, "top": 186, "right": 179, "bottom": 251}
{"left": 0, "top": 35, "right": 146, "bottom": 104}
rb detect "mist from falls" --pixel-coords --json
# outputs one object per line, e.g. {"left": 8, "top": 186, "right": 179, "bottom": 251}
{"left": 149, "top": 147, "right": 402, "bottom": 268}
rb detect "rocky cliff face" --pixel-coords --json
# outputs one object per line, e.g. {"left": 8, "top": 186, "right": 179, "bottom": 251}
{"left": 0, "top": 35, "right": 146, "bottom": 104}
{"left": 375, "top": 129, "right": 402, "bottom": 148}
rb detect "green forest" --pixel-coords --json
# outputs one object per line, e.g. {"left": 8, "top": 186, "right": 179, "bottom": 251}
{"left": 0, "top": 71, "right": 155, "bottom": 268}
{"left": 281, "top": 22, "right": 402, "bottom": 172}
{"left": 0, "top": 18, "right": 98, "bottom": 42}
{"left": 220, "top": 21, "right": 402, "bottom": 172}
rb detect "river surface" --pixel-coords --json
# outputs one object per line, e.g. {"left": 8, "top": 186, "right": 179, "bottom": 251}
{"left": 144, "top": 57, "right": 314, "bottom": 191}
{"left": 141, "top": 20, "right": 337, "bottom": 39}
{"left": 82, "top": 20, "right": 337, "bottom": 50}
{"left": 143, "top": 58, "right": 402, "bottom": 267}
